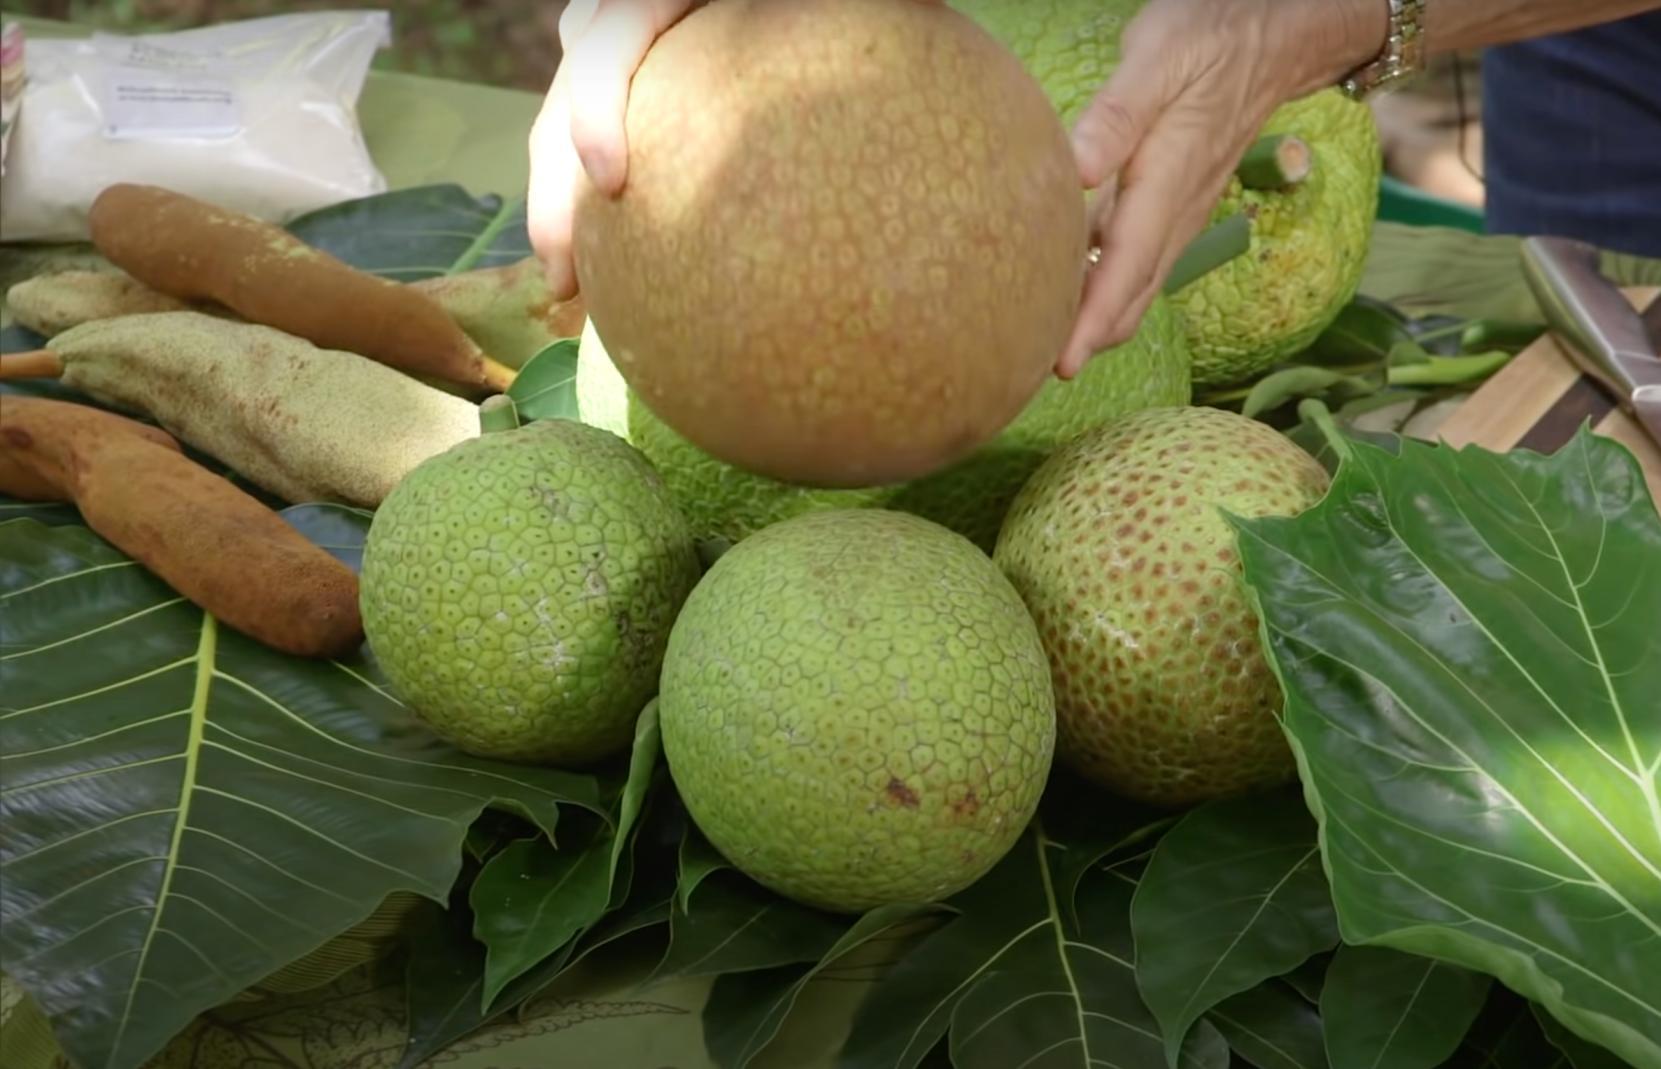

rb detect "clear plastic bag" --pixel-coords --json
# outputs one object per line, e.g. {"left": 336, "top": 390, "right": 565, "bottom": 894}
{"left": 0, "top": 10, "right": 392, "bottom": 244}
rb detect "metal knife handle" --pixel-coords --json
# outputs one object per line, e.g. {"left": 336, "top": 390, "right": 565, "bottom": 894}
{"left": 1520, "top": 235, "right": 1661, "bottom": 395}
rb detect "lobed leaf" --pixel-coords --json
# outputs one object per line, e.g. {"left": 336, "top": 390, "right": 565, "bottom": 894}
{"left": 1232, "top": 427, "right": 1661, "bottom": 1069}
{"left": 0, "top": 509, "right": 608, "bottom": 1069}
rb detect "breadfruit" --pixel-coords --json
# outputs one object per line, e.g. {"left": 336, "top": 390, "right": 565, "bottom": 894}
{"left": 359, "top": 409, "right": 701, "bottom": 766}
{"left": 576, "top": 294, "right": 1191, "bottom": 553}
{"left": 992, "top": 405, "right": 1330, "bottom": 808}
{"left": 952, "top": 0, "right": 1383, "bottom": 389}
{"left": 570, "top": 0, "right": 1089, "bottom": 489}
{"left": 658, "top": 509, "right": 1057, "bottom": 913}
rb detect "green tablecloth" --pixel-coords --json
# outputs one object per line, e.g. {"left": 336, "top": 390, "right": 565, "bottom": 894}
{"left": 2, "top": 13, "right": 543, "bottom": 202}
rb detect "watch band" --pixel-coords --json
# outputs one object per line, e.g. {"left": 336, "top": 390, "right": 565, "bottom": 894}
{"left": 1340, "top": 0, "right": 1427, "bottom": 100}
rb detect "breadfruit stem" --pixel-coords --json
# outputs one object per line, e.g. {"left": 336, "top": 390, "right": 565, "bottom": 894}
{"left": 0, "top": 350, "right": 64, "bottom": 380}
{"left": 1236, "top": 134, "right": 1314, "bottom": 189}
{"left": 1163, "top": 214, "right": 1252, "bottom": 295}
{"left": 1387, "top": 351, "right": 1511, "bottom": 386}
{"left": 1298, "top": 398, "right": 1355, "bottom": 463}
{"left": 478, "top": 393, "right": 521, "bottom": 434}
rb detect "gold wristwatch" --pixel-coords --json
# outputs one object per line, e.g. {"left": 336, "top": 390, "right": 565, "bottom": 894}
{"left": 1340, "top": 0, "right": 1427, "bottom": 99}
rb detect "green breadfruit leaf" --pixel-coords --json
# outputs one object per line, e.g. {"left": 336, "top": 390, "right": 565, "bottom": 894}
{"left": 676, "top": 825, "right": 733, "bottom": 912}
{"left": 837, "top": 825, "right": 1231, "bottom": 1069}
{"left": 1318, "top": 945, "right": 1491, "bottom": 1069}
{"left": 1230, "top": 425, "right": 1661, "bottom": 1069}
{"left": 0, "top": 507, "right": 609, "bottom": 1069}
{"left": 702, "top": 903, "right": 944, "bottom": 1069}
{"left": 1130, "top": 786, "right": 1341, "bottom": 1067}
{"left": 284, "top": 183, "right": 531, "bottom": 279}
{"left": 506, "top": 338, "right": 581, "bottom": 423}
{"left": 469, "top": 700, "right": 660, "bottom": 1004}
{"left": 399, "top": 897, "right": 489, "bottom": 1069}
{"left": 1303, "top": 296, "right": 1413, "bottom": 367}
{"left": 651, "top": 865, "right": 851, "bottom": 983}
{"left": 1208, "top": 980, "right": 1330, "bottom": 1069}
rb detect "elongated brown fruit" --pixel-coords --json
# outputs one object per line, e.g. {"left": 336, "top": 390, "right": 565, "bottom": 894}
{"left": 86, "top": 183, "right": 516, "bottom": 393}
{"left": 1, "top": 395, "right": 365, "bottom": 659}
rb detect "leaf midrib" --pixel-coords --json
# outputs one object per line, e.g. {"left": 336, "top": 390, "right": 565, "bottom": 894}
{"left": 1038, "top": 832, "right": 1093, "bottom": 1069}
{"left": 446, "top": 199, "right": 519, "bottom": 275}
{"left": 107, "top": 616, "right": 215, "bottom": 1067}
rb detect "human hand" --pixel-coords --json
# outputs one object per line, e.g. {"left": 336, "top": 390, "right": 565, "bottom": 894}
{"left": 1055, "top": 0, "right": 1386, "bottom": 378}
{"left": 526, "top": 0, "right": 703, "bottom": 301}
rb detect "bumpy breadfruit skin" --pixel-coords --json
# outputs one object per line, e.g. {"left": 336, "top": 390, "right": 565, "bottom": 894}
{"left": 658, "top": 509, "right": 1056, "bottom": 913}
{"left": 359, "top": 419, "right": 701, "bottom": 766}
{"left": 993, "top": 406, "right": 1330, "bottom": 808}
{"left": 571, "top": 0, "right": 1089, "bottom": 489}
{"left": 952, "top": 0, "right": 1383, "bottom": 390}
{"left": 576, "top": 296, "right": 1191, "bottom": 553}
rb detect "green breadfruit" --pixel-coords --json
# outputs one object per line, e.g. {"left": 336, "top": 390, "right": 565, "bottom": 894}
{"left": 659, "top": 509, "right": 1057, "bottom": 913}
{"left": 575, "top": 295, "right": 1190, "bottom": 553}
{"left": 954, "top": 0, "right": 1383, "bottom": 389}
{"left": 992, "top": 405, "right": 1331, "bottom": 808}
{"left": 359, "top": 414, "right": 701, "bottom": 766}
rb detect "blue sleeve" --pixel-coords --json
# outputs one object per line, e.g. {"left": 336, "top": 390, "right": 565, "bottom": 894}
{"left": 1479, "top": 9, "right": 1661, "bottom": 257}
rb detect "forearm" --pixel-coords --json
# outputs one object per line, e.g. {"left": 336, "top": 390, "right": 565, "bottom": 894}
{"left": 1426, "top": 0, "right": 1661, "bottom": 52}
{"left": 1312, "top": 0, "right": 1661, "bottom": 87}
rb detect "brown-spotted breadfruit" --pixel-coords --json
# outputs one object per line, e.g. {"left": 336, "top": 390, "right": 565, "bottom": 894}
{"left": 570, "top": 0, "right": 1089, "bottom": 490}
{"left": 992, "top": 405, "right": 1331, "bottom": 808}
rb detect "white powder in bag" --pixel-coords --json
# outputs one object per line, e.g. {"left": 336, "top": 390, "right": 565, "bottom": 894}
{"left": 0, "top": 10, "right": 392, "bottom": 244}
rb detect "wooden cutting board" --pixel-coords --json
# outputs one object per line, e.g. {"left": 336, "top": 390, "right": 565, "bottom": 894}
{"left": 1436, "top": 286, "right": 1661, "bottom": 504}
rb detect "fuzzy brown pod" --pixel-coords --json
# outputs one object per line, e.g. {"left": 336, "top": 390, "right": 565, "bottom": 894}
{"left": 0, "top": 395, "right": 364, "bottom": 659}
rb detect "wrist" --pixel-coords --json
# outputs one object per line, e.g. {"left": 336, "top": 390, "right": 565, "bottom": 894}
{"left": 1291, "top": 0, "right": 1394, "bottom": 95}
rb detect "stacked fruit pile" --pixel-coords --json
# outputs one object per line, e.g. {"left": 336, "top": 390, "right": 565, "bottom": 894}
{"left": 350, "top": 0, "right": 1359, "bottom": 915}
{"left": 21, "top": 4, "right": 1651, "bottom": 1069}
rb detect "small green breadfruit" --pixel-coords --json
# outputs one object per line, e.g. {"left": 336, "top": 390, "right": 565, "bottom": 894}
{"left": 993, "top": 405, "right": 1330, "bottom": 808}
{"left": 359, "top": 411, "right": 701, "bottom": 766}
{"left": 576, "top": 294, "right": 1191, "bottom": 553}
{"left": 659, "top": 509, "right": 1057, "bottom": 914}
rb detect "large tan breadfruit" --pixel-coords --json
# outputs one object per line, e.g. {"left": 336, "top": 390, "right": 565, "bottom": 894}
{"left": 571, "top": 0, "right": 1089, "bottom": 489}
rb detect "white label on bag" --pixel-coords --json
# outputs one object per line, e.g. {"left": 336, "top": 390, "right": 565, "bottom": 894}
{"left": 103, "top": 68, "right": 239, "bottom": 139}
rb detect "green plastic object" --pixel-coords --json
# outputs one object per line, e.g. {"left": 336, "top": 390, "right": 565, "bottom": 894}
{"left": 1377, "top": 174, "right": 1486, "bottom": 234}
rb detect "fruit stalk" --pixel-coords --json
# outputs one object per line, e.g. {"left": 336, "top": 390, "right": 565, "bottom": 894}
{"left": 85, "top": 183, "right": 518, "bottom": 394}
{"left": 1297, "top": 398, "right": 1357, "bottom": 464}
{"left": 1386, "top": 350, "right": 1512, "bottom": 386}
{"left": 478, "top": 393, "right": 521, "bottom": 434}
{"left": 1235, "top": 134, "right": 1315, "bottom": 190}
{"left": 1, "top": 396, "right": 365, "bottom": 659}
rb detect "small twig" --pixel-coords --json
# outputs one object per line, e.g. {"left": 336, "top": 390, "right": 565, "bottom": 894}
{"left": 0, "top": 349, "right": 64, "bottom": 380}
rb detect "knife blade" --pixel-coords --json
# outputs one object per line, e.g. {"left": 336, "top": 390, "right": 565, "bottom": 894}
{"left": 1519, "top": 235, "right": 1661, "bottom": 450}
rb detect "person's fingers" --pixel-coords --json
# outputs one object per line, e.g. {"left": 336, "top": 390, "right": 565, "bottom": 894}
{"left": 526, "top": 62, "right": 582, "bottom": 300}
{"left": 1068, "top": 15, "right": 1184, "bottom": 188}
{"left": 557, "top": 0, "right": 600, "bottom": 48}
{"left": 1055, "top": 113, "right": 1231, "bottom": 377}
{"left": 565, "top": 0, "right": 699, "bottom": 196}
